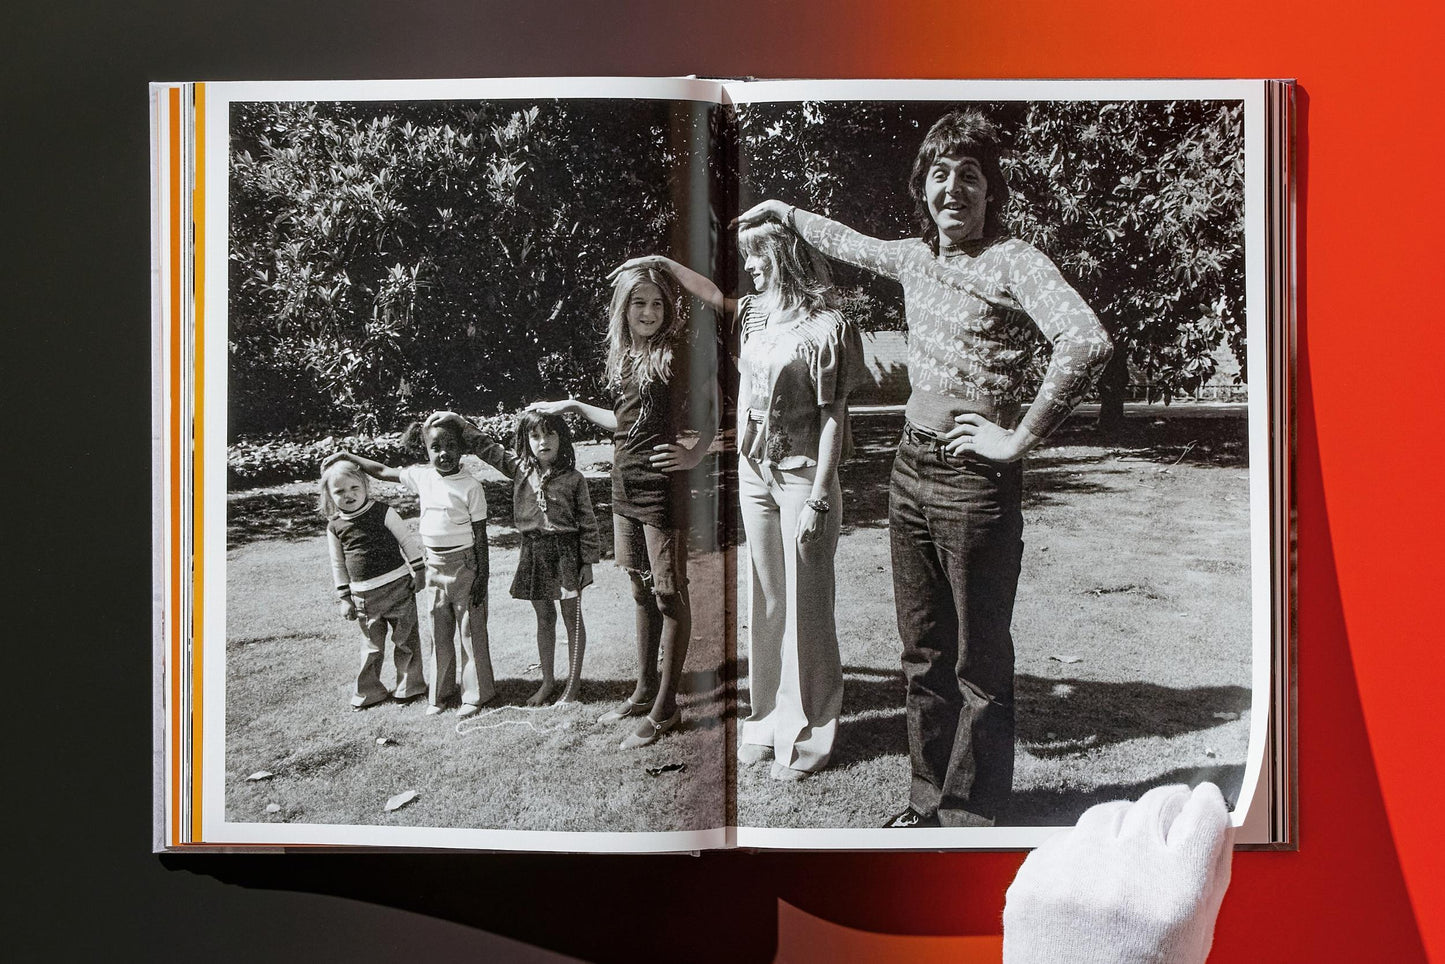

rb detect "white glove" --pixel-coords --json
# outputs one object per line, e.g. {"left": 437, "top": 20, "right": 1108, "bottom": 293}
{"left": 1003, "top": 782, "right": 1234, "bottom": 964}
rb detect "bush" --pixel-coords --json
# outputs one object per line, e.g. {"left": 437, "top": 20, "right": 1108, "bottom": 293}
{"left": 229, "top": 99, "right": 713, "bottom": 434}
{"left": 228, "top": 410, "right": 607, "bottom": 488}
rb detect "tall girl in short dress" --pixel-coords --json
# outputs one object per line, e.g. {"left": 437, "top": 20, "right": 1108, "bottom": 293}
{"left": 531, "top": 266, "right": 717, "bottom": 749}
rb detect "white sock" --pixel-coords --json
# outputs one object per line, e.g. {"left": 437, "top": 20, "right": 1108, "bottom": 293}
{"left": 1003, "top": 782, "right": 1234, "bottom": 964}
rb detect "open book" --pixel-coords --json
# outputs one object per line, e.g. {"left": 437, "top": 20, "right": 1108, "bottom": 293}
{"left": 152, "top": 77, "right": 1294, "bottom": 853}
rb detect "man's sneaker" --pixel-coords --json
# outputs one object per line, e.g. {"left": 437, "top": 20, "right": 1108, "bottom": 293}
{"left": 883, "top": 806, "right": 940, "bottom": 828}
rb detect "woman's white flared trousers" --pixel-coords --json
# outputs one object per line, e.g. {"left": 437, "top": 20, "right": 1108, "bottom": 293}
{"left": 738, "top": 456, "right": 844, "bottom": 773}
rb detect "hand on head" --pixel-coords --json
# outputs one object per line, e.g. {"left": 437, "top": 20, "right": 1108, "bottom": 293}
{"left": 1003, "top": 782, "right": 1234, "bottom": 964}
{"left": 527, "top": 399, "right": 572, "bottom": 416}
{"left": 730, "top": 199, "right": 791, "bottom": 230}
{"left": 426, "top": 411, "right": 485, "bottom": 449}
{"left": 608, "top": 256, "right": 668, "bottom": 282}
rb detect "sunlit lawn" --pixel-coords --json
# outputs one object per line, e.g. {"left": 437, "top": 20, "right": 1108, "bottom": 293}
{"left": 225, "top": 447, "right": 729, "bottom": 835}
{"left": 225, "top": 411, "right": 1254, "bottom": 835}
{"left": 733, "top": 411, "right": 1255, "bottom": 829}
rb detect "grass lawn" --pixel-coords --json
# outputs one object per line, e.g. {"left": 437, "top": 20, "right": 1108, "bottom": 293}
{"left": 225, "top": 410, "right": 1255, "bottom": 835}
{"left": 733, "top": 411, "right": 1254, "bottom": 829}
{"left": 225, "top": 443, "right": 730, "bottom": 834}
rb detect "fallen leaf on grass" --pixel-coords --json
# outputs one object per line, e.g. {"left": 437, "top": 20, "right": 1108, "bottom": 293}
{"left": 375, "top": 737, "right": 397, "bottom": 746}
{"left": 384, "top": 790, "right": 418, "bottom": 812}
{"left": 1204, "top": 748, "right": 1218, "bottom": 758}
{"left": 246, "top": 770, "right": 274, "bottom": 781}
{"left": 264, "top": 803, "right": 281, "bottom": 814}
{"left": 1048, "top": 654, "right": 1082, "bottom": 664}
{"left": 645, "top": 763, "right": 687, "bottom": 777}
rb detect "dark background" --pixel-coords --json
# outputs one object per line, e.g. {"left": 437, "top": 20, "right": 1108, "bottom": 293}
{"left": 10, "top": 1, "right": 1442, "bottom": 962}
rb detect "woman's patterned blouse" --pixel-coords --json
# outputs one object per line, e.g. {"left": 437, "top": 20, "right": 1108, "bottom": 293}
{"left": 736, "top": 295, "right": 866, "bottom": 470}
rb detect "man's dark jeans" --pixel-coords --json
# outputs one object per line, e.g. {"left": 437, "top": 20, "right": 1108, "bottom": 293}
{"left": 890, "top": 424, "right": 1024, "bottom": 827}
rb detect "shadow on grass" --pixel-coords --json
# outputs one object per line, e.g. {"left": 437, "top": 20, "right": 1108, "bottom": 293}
{"left": 227, "top": 474, "right": 730, "bottom": 553}
{"left": 485, "top": 669, "right": 727, "bottom": 715}
{"left": 226, "top": 492, "right": 332, "bottom": 548}
{"left": 1016, "top": 676, "right": 1252, "bottom": 756}
{"left": 1003, "top": 763, "right": 1246, "bottom": 826}
{"left": 800, "top": 668, "right": 1249, "bottom": 772}
{"left": 835, "top": 411, "right": 1249, "bottom": 533}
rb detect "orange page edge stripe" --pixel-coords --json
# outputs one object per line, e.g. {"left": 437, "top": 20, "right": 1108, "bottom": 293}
{"left": 167, "top": 86, "right": 182, "bottom": 846}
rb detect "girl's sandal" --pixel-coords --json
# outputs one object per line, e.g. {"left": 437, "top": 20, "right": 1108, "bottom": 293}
{"left": 619, "top": 708, "right": 680, "bottom": 750}
{"left": 597, "top": 696, "right": 651, "bottom": 724}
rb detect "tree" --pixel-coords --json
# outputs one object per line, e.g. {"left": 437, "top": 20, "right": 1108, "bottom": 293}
{"left": 736, "top": 100, "right": 1247, "bottom": 432}
{"left": 1004, "top": 101, "right": 1245, "bottom": 430}
{"left": 229, "top": 99, "right": 714, "bottom": 433}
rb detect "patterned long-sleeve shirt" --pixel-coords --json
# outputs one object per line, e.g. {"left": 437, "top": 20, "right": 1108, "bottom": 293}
{"left": 794, "top": 210, "right": 1113, "bottom": 439}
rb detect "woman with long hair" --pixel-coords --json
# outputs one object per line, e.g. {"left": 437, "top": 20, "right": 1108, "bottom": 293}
{"left": 617, "top": 219, "right": 864, "bottom": 780}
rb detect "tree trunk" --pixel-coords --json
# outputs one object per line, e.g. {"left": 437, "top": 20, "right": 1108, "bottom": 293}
{"left": 1096, "top": 347, "right": 1128, "bottom": 437}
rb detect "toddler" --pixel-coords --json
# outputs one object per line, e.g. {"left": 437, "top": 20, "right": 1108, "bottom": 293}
{"left": 319, "top": 458, "right": 427, "bottom": 710}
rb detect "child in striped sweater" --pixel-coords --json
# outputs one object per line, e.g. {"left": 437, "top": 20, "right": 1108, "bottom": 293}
{"left": 319, "top": 457, "right": 427, "bottom": 710}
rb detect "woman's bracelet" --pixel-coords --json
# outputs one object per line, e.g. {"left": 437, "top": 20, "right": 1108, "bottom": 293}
{"left": 805, "top": 497, "right": 831, "bottom": 514}
{"left": 785, "top": 204, "right": 798, "bottom": 230}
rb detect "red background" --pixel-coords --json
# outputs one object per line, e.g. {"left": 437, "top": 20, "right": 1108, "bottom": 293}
{"left": 718, "top": 2, "right": 1444, "bottom": 958}
{"left": 725, "top": 2, "right": 1444, "bottom": 958}
{"left": 11, "top": 0, "right": 1442, "bottom": 959}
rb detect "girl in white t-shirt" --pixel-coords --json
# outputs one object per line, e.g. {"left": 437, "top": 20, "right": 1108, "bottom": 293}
{"left": 326, "top": 411, "right": 495, "bottom": 717}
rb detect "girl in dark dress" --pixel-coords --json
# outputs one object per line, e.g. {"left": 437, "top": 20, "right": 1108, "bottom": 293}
{"left": 531, "top": 266, "right": 717, "bottom": 749}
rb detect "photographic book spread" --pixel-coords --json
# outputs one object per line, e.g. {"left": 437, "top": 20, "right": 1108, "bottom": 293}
{"left": 152, "top": 77, "right": 1295, "bottom": 853}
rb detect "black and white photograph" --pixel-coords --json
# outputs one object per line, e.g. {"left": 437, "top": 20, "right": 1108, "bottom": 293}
{"left": 176, "top": 77, "right": 1283, "bottom": 852}
{"left": 214, "top": 80, "right": 733, "bottom": 847}
{"left": 722, "top": 91, "right": 1263, "bottom": 841}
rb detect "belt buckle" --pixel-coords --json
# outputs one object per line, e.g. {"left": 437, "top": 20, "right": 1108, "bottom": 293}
{"left": 905, "top": 421, "right": 943, "bottom": 449}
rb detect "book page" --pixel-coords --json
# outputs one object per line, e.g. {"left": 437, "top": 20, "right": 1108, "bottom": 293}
{"left": 192, "top": 77, "right": 732, "bottom": 852}
{"left": 717, "top": 79, "right": 1281, "bottom": 850}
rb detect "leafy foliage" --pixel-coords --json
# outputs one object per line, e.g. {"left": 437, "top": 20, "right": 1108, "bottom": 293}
{"left": 229, "top": 99, "right": 713, "bottom": 434}
{"left": 1004, "top": 101, "right": 1245, "bottom": 404}
{"left": 227, "top": 409, "right": 605, "bottom": 488}
{"left": 230, "top": 97, "right": 1244, "bottom": 439}
{"left": 737, "top": 100, "right": 1246, "bottom": 406}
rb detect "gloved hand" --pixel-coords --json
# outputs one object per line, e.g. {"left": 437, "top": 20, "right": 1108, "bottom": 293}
{"left": 1003, "top": 782, "right": 1234, "bottom": 964}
